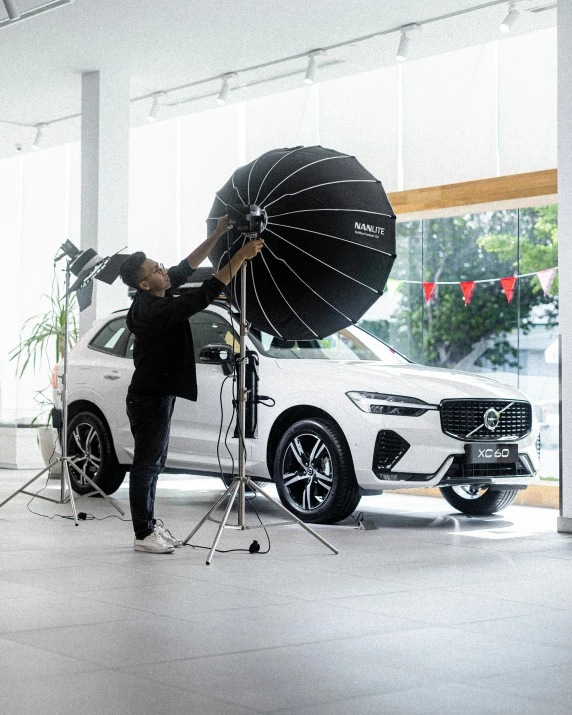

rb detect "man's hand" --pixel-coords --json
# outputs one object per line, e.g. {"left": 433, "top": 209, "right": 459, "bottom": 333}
{"left": 214, "top": 215, "right": 228, "bottom": 239}
{"left": 213, "top": 238, "right": 264, "bottom": 285}
{"left": 237, "top": 238, "right": 264, "bottom": 260}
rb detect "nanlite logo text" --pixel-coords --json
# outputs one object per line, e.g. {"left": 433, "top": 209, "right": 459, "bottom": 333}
{"left": 354, "top": 222, "right": 385, "bottom": 236}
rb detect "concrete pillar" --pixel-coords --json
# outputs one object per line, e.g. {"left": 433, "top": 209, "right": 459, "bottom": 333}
{"left": 558, "top": 0, "right": 572, "bottom": 532}
{"left": 80, "top": 70, "right": 130, "bottom": 335}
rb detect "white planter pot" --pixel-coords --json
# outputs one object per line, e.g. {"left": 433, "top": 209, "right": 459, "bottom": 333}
{"left": 37, "top": 426, "right": 62, "bottom": 477}
{"left": 0, "top": 426, "right": 45, "bottom": 470}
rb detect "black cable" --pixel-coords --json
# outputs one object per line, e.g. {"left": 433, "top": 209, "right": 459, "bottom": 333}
{"left": 245, "top": 492, "right": 271, "bottom": 554}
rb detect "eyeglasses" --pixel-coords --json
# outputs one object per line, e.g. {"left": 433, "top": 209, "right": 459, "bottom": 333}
{"left": 140, "top": 262, "right": 165, "bottom": 282}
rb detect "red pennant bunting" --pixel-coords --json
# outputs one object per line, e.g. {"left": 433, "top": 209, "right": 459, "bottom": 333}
{"left": 422, "top": 282, "right": 436, "bottom": 303}
{"left": 500, "top": 276, "right": 517, "bottom": 303}
{"left": 537, "top": 268, "right": 556, "bottom": 295}
{"left": 460, "top": 281, "right": 476, "bottom": 305}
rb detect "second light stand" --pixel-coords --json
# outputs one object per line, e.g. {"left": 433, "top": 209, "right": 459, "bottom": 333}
{"left": 183, "top": 236, "right": 338, "bottom": 564}
{"left": 0, "top": 256, "right": 125, "bottom": 523}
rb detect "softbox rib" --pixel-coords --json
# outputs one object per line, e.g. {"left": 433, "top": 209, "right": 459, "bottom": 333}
{"left": 253, "top": 146, "right": 305, "bottom": 205}
{"left": 262, "top": 179, "right": 378, "bottom": 211}
{"left": 266, "top": 221, "right": 394, "bottom": 256}
{"left": 263, "top": 242, "right": 353, "bottom": 322}
{"left": 231, "top": 171, "right": 246, "bottom": 204}
{"left": 259, "top": 251, "right": 318, "bottom": 337}
{"left": 258, "top": 155, "right": 350, "bottom": 207}
{"left": 268, "top": 208, "right": 395, "bottom": 220}
{"left": 249, "top": 261, "right": 283, "bottom": 338}
{"left": 264, "top": 227, "right": 378, "bottom": 293}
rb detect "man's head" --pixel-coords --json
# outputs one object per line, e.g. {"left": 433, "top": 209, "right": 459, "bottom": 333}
{"left": 119, "top": 252, "right": 171, "bottom": 294}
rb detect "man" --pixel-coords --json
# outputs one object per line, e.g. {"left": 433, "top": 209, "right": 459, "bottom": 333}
{"left": 119, "top": 217, "right": 264, "bottom": 553}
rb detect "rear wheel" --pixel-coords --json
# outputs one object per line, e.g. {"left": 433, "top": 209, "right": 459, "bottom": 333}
{"left": 439, "top": 485, "right": 520, "bottom": 516}
{"left": 66, "top": 411, "right": 126, "bottom": 495}
{"left": 274, "top": 418, "right": 360, "bottom": 524}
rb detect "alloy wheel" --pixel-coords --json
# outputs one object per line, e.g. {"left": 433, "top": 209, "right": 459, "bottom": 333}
{"left": 452, "top": 485, "right": 488, "bottom": 500}
{"left": 281, "top": 433, "right": 333, "bottom": 511}
{"left": 67, "top": 422, "right": 101, "bottom": 486}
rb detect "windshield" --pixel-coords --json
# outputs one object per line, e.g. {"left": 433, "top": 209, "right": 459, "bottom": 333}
{"left": 249, "top": 326, "right": 410, "bottom": 363}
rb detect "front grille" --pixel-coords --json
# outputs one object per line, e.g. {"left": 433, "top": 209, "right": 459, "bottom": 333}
{"left": 440, "top": 399, "right": 532, "bottom": 441}
{"left": 440, "top": 455, "right": 533, "bottom": 482}
{"left": 372, "top": 430, "right": 410, "bottom": 478}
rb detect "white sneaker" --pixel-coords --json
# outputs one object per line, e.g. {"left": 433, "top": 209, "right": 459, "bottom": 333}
{"left": 134, "top": 531, "right": 175, "bottom": 554}
{"left": 154, "top": 520, "right": 183, "bottom": 548}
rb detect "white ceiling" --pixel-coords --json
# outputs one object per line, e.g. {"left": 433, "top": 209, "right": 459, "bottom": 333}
{"left": 0, "top": 0, "right": 557, "bottom": 155}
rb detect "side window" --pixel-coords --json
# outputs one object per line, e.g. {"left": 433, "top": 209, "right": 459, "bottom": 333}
{"left": 89, "top": 318, "right": 128, "bottom": 356}
{"left": 189, "top": 312, "right": 239, "bottom": 361}
{"left": 126, "top": 331, "right": 136, "bottom": 360}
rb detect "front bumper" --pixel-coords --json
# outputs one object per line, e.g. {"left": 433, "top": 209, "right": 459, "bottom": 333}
{"left": 345, "top": 408, "right": 540, "bottom": 491}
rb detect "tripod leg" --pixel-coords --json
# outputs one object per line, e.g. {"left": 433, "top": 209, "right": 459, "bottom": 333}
{"left": 245, "top": 478, "right": 338, "bottom": 554}
{"left": 62, "top": 460, "right": 79, "bottom": 526}
{"left": 0, "top": 462, "right": 57, "bottom": 509}
{"left": 65, "top": 459, "right": 125, "bottom": 516}
{"left": 206, "top": 479, "right": 240, "bottom": 565}
{"left": 183, "top": 480, "right": 237, "bottom": 545}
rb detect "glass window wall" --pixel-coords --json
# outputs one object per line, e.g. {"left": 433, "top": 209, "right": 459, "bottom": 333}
{"left": 359, "top": 204, "right": 559, "bottom": 481}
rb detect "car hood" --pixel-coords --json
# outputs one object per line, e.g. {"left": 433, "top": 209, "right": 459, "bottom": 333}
{"left": 273, "top": 360, "right": 530, "bottom": 403}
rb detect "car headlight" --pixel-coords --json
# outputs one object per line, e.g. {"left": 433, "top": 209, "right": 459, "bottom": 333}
{"left": 346, "top": 391, "right": 437, "bottom": 417}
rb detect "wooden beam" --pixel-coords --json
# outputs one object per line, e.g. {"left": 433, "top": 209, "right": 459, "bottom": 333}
{"left": 388, "top": 169, "right": 558, "bottom": 216}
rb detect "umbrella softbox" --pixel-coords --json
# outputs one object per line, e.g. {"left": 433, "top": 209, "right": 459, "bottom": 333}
{"left": 208, "top": 145, "right": 396, "bottom": 341}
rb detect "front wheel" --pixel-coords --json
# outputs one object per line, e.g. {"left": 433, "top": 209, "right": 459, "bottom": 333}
{"left": 66, "top": 412, "right": 126, "bottom": 495}
{"left": 274, "top": 418, "right": 360, "bottom": 524}
{"left": 439, "top": 485, "right": 520, "bottom": 516}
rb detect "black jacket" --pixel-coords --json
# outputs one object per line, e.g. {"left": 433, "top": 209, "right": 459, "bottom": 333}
{"left": 126, "top": 259, "right": 225, "bottom": 401}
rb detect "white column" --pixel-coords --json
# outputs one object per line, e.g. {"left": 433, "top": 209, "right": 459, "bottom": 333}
{"left": 558, "top": 0, "right": 572, "bottom": 531}
{"left": 80, "top": 70, "right": 130, "bottom": 335}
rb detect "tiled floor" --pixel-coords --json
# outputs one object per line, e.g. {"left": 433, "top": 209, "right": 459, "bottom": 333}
{"left": 0, "top": 470, "right": 571, "bottom": 714}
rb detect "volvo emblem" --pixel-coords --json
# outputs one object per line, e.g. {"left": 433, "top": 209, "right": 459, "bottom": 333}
{"left": 484, "top": 408, "right": 500, "bottom": 431}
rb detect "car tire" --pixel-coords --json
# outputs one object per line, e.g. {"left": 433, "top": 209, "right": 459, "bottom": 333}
{"left": 439, "top": 485, "right": 520, "bottom": 516}
{"left": 67, "top": 411, "right": 126, "bottom": 496}
{"left": 274, "top": 418, "right": 360, "bottom": 524}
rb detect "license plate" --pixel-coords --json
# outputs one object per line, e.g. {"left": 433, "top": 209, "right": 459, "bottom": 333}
{"left": 465, "top": 443, "right": 518, "bottom": 464}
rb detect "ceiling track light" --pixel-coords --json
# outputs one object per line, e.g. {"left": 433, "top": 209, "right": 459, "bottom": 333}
{"left": 2, "top": 0, "right": 548, "bottom": 143}
{"left": 396, "top": 23, "right": 421, "bottom": 63}
{"left": 217, "top": 73, "right": 237, "bottom": 105}
{"left": 147, "top": 92, "right": 165, "bottom": 123}
{"left": 500, "top": 2, "right": 521, "bottom": 32}
{"left": 304, "top": 49, "right": 326, "bottom": 85}
{"left": 0, "top": 0, "right": 73, "bottom": 29}
{"left": 3, "top": 0, "right": 19, "bottom": 20}
{"left": 32, "top": 123, "right": 46, "bottom": 150}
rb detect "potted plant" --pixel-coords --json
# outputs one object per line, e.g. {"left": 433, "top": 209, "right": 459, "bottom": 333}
{"left": 7, "top": 272, "right": 78, "bottom": 473}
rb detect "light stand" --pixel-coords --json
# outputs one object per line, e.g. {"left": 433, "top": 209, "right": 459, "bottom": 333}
{"left": 0, "top": 248, "right": 125, "bottom": 522}
{"left": 184, "top": 208, "right": 337, "bottom": 564}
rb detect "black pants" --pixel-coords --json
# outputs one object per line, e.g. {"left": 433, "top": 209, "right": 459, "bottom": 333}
{"left": 126, "top": 391, "right": 176, "bottom": 540}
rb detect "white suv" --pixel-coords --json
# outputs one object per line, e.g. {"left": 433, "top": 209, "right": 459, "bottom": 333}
{"left": 54, "top": 298, "right": 540, "bottom": 523}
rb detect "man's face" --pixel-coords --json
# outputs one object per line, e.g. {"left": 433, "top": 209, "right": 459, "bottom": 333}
{"left": 138, "top": 259, "right": 171, "bottom": 293}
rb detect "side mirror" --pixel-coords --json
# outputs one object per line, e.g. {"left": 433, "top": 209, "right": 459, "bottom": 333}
{"left": 199, "top": 344, "right": 235, "bottom": 375}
